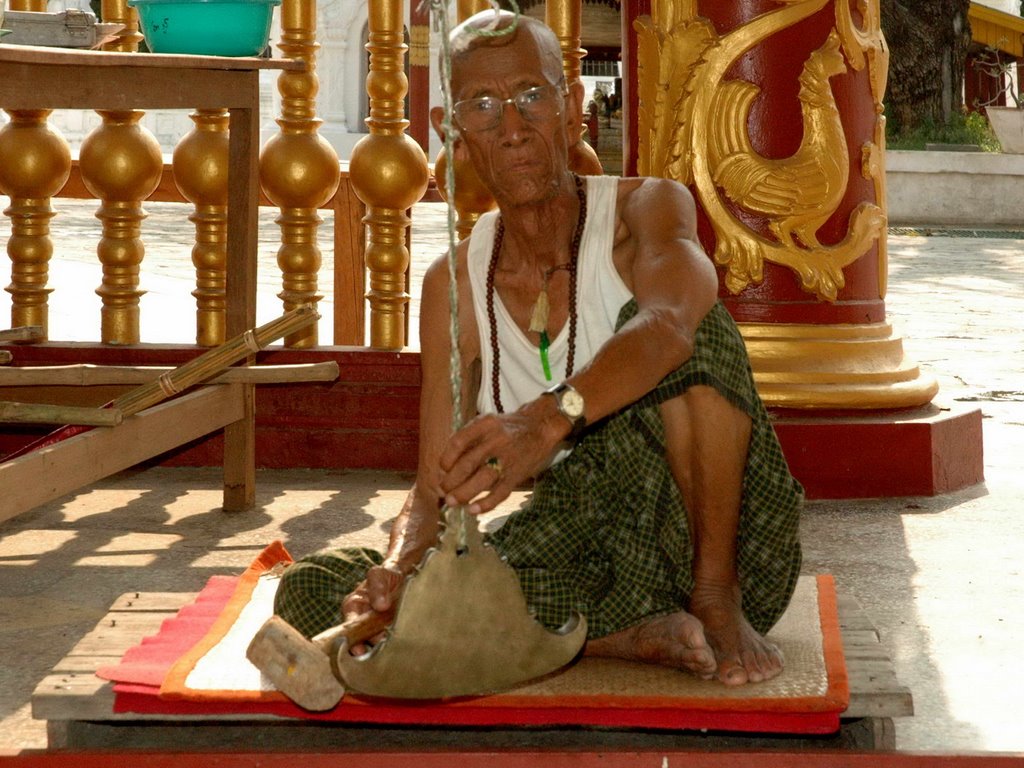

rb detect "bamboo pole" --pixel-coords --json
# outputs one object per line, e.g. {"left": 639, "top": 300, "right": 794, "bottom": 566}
{"left": 0, "top": 362, "right": 340, "bottom": 387}
{"left": 0, "top": 402, "right": 123, "bottom": 427}
{"left": 111, "top": 304, "right": 319, "bottom": 417}
{"left": 0, "top": 326, "right": 45, "bottom": 343}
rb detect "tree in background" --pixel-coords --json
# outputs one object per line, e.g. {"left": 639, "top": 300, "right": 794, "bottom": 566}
{"left": 880, "top": 0, "right": 973, "bottom": 139}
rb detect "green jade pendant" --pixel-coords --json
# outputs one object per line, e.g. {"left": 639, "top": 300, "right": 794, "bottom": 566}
{"left": 528, "top": 277, "right": 554, "bottom": 381}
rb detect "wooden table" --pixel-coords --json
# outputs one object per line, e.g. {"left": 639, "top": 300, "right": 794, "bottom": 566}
{"left": 0, "top": 45, "right": 303, "bottom": 512}
{"left": 31, "top": 590, "right": 913, "bottom": 753}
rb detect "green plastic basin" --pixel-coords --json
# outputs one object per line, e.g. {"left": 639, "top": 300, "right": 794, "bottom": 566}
{"left": 127, "top": 0, "right": 281, "bottom": 57}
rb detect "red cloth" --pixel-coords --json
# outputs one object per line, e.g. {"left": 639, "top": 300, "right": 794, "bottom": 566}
{"left": 98, "top": 543, "right": 849, "bottom": 734}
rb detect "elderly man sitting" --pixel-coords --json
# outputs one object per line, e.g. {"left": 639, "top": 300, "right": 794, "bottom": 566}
{"left": 275, "top": 10, "right": 802, "bottom": 687}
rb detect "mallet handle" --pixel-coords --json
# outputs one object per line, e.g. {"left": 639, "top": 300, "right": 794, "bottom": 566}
{"left": 312, "top": 609, "right": 396, "bottom": 654}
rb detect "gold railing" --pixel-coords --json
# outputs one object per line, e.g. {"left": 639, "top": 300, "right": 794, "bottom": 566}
{"left": 0, "top": 0, "right": 358, "bottom": 349}
{"left": 0, "top": 0, "right": 598, "bottom": 352}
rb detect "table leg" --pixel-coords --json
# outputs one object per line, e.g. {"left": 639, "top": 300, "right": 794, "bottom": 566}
{"left": 222, "top": 87, "right": 260, "bottom": 511}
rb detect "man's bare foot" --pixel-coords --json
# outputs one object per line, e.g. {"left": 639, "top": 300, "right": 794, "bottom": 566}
{"left": 689, "top": 582, "right": 784, "bottom": 686}
{"left": 584, "top": 610, "right": 718, "bottom": 680}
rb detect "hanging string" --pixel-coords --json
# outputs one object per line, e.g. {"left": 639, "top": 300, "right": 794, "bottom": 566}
{"left": 427, "top": 0, "right": 520, "bottom": 437}
{"left": 428, "top": 0, "right": 520, "bottom": 541}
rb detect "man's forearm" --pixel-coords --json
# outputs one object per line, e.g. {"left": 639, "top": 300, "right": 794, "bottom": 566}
{"left": 381, "top": 485, "right": 441, "bottom": 572}
{"left": 566, "top": 307, "right": 698, "bottom": 427}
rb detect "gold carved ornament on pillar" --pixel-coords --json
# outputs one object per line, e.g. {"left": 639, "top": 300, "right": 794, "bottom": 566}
{"left": 349, "top": 0, "right": 430, "bottom": 350}
{"left": 259, "top": 0, "right": 341, "bottom": 348}
{"left": 635, "top": 0, "right": 935, "bottom": 409}
{"left": 636, "top": 0, "right": 885, "bottom": 301}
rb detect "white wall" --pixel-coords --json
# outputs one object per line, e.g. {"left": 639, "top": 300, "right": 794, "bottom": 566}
{"left": 974, "top": 0, "right": 1021, "bottom": 14}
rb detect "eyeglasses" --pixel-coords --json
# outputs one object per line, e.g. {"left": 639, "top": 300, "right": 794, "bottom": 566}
{"left": 453, "top": 84, "right": 565, "bottom": 133}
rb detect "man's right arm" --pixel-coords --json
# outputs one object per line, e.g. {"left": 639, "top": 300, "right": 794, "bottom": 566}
{"left": 343, "top": 248, "right": 479, "bottom": 618}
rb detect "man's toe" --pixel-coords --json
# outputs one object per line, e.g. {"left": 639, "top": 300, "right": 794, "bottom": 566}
{"left": 718, "top": 656, "right": 749, "bottom": 686}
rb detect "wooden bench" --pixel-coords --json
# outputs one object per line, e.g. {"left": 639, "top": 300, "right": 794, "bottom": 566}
{"left": 31, "top": 590, "right": 913, "bottom": 752}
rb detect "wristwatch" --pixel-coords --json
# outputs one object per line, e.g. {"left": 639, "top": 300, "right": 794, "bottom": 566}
{"left": 545, "top": 382, "right": 587, "bottom": 440}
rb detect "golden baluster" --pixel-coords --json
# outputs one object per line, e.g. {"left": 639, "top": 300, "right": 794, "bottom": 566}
{"left": 432, "top": 0, "right": 494, "bottom": 241}
{"left": 259, "top": 0, "right": 341, "bottom": 348}
{"left": 76, "top": 0, "right": 162, "bottom": 344}
{"left": 456, "top": 0, "right": 487, "bottom": 19}
{"left": 0, "top": 111, "right": 72, "bottom": 339}
{"left": 79, "top": 111, "right": 164, "bottom": 345}
{"left": 8, "top": 0, "right": 45, "bottom": 11}
{"left": 1, "top": 2, "right": 67, "bottom": 336}
{"left": 99, "top": 0, "right": 144, "bottom": 51}
{"left": 433, "top": 147, "right": 493, "bottom": 242}
{"left": 546, "top": 0, "right": 603, "bottom": 175}
{"left": 173, "top": 110, "right": 230, "bottom": 347}
{"left": 350, "top": 0, "right": 430, "bottom": 349}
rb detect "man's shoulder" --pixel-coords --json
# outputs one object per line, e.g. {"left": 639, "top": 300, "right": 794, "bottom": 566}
{"left": 615, "top": 176, "right": 695, "bottom": 220}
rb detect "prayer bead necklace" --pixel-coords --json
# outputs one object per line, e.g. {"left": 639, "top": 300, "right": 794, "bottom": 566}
{"left": 486, "top": 174, "right": 587, "bottom": 413}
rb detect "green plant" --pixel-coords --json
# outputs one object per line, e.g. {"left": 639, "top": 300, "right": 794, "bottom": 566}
{"left": 886, "top": 110, "right": 1001, "bottom": 151}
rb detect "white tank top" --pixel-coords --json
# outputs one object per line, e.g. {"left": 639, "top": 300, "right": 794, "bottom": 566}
{"left": 467, "top": 175, "right": 633, "bottom": 422}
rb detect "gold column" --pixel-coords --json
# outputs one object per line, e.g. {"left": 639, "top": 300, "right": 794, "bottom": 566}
{"left": 99, "top": 0, "right": 144, "bottom": 51}
{"left": 456, "top": 0, "right": 487, "bottom": 19}
{"left": 350, "top": 0, "right": 430, "bottom": 349}
{"left": 79, "top": 111, "right": 164, "bottom": 345}
{"left": 0, "top": 113, "right": 72, "bottom": 338}
{"left": 0, "top": 0, "right": 67, "bottom": 337}
{"left": 76, "top": 0, "right": 163, "bottom": 345}
{"left": 546, "top": 0, "right": 603, "bottom": 174}
{"left": 259, "top": 0, "right": 341, "bottom": 348}
{"left": 173, "top": 109, "right": 230, "bottom": 347}
{"left": 433, "top": 0, "right": 495, "bottom": 241}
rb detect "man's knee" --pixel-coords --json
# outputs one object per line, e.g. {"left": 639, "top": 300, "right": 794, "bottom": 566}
{"left": 661, "top": 385, "right": 751, "bottom": 454}
{"left": 660, "top": 385, "right": 752, "bottom": 506}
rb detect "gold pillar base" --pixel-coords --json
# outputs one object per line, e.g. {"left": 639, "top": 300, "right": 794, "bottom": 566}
{"left": 740, "top": 322, "right": 938, "bottom": 410}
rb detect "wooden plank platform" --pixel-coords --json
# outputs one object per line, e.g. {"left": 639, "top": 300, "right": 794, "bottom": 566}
{"left": 31, "top": 589, "right": 912, "bottom": 752}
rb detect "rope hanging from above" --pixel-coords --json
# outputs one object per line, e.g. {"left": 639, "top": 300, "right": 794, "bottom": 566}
{"left": 427, "top": 0, "right": 520, "bottom": 541}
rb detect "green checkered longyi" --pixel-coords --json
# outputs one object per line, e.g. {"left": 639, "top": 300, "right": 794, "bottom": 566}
{"left": 274, "top": 301, "right": 803, "bottom": 640}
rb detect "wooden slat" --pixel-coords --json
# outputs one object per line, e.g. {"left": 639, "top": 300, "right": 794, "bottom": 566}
{"left": 4, "top": 750, "right": 1024, "bottom": 768}
{"left": 333, "top": 175, "right": 368, "bottom": 345}
{"left": 0, "top": 386, "right": 244, "bottom": 524}
{"left": 32, "top": 587, "right": 916, "bottom": 729}
{"left": 837, "top": 595, "right": 914, "bottom": 719}
{"left": 0, "top": 362, "right": 340, "bottom": 387}
{"left": 108, "top": 592, "right": 203, "bottom": 612}
{"left": 0, "top": 43, "right": 304, "bottom": 71}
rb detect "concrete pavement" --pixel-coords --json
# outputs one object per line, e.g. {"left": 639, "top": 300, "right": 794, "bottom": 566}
{"left": 0, "top": 199, "right": 1023, "bottom": 754}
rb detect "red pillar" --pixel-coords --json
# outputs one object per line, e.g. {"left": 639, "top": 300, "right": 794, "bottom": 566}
{"left": 622, "top": 0, "right": 983, "bottom": 498}
{"left": 408, "top": 2, "right": 431, "bottom": 152}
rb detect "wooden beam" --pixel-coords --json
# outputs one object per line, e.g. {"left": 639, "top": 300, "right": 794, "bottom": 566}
{"left": 0, "top": 361, "right": 340, "bottom": 387}
{"left": 0, "top": 385, "right": 243, "bottom": 524}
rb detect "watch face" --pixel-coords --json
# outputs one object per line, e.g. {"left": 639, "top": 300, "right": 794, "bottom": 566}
{"left": 561, "top": 388, "right": 585, "bottom": 419}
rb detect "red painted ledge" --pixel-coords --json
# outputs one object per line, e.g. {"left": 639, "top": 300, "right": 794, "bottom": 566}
{"left": 0, "top": 345, "right": 985, "bottom": 500}
{"left": 772, "top": 405, "right": 984, "bottom": 499}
